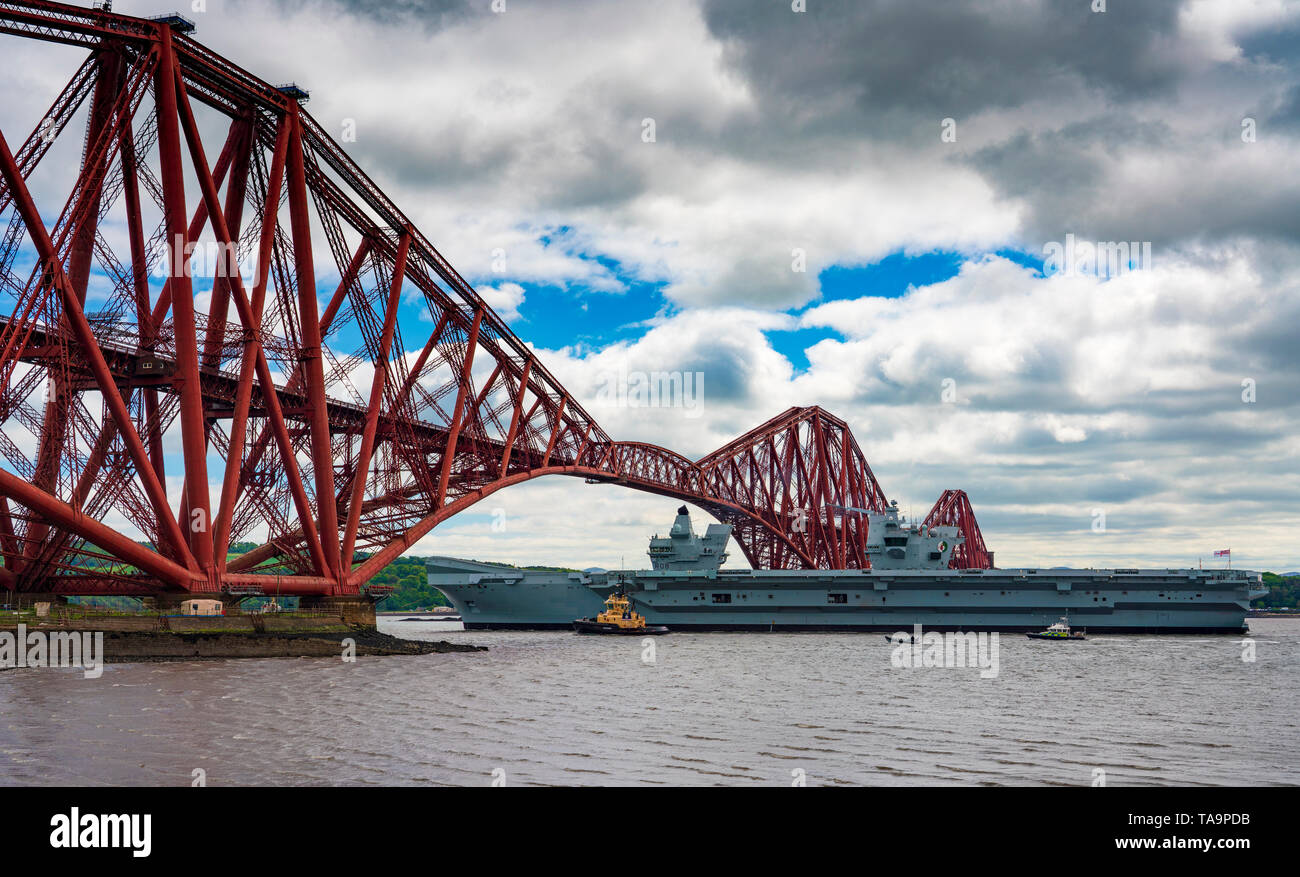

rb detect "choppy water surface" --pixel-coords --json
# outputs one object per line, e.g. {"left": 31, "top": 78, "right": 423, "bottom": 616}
{"left": 1, "top": 618, "right": 1296, "bottom": 786}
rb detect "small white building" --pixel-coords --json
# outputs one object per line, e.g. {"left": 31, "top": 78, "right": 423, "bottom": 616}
{"left": 181, "top": 599, "right": 224, "bottom": 617}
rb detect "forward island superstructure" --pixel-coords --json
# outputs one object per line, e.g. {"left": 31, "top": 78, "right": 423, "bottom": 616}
{"left": 427, "top": 505, "right": 1265, "bottom": 633}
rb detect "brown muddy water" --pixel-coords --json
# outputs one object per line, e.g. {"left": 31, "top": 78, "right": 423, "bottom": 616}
{"left": 1, "top": 618, "right": 1296, "bottom": 786}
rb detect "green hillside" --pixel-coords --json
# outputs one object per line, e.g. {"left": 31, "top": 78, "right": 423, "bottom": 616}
{"left": 368, "top": 556, "right": 451, "bottom": 611}
{"left": 1255, "top": 572, "right": 1299, "bottom": 609}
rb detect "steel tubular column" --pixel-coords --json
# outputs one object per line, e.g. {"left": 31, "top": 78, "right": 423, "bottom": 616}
{"left": 541, "top": 394, "right": 567, "bottom": 469}
{"left": 498, "top": 356, "right": 533, "bottom": 476}
{"left": 153, "top": 27, "right": 214, "bottom": 575}
{"left": 149, "top": 122, "right": 242, "bottom": 328}
{"left": 285, "top": 109, "right": 342, "bottom": 582}
{"left": 388, "top": 310, "right": 450, "bottom": 417}
{"left": 23, "top": 45, "right": 124, "bottom": 555}
{"left": 340, "top": 231, "right": 410, "bottom": 565}
{"left": 435, "top": 308, "right": 482, "bottom": 507}
{"left": 209, "top": 116, "right": 331, "bottom": 577}
{"left": 118, "top": 115, "right": 168, "bottom": 485}
{"left": 200, "top": 112, "right": 253, "bottom": 370}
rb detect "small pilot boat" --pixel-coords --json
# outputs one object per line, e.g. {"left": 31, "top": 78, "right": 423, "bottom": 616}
{"left": 573, "top": 588, "right": 669, "bottom": 635}
{"left": 1026, "top": 616, "right": 1087, "bottom": 640}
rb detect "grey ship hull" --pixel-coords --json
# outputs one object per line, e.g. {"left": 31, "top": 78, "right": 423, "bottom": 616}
{"left": 428, "top": 559, "right": 1265, "bottom": 633}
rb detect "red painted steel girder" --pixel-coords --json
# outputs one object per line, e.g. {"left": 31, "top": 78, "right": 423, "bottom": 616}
{"left": 693, "top": 407, "right": 889, "bottom": 569}
{"left": 921, "top": 489, "right": 994, "bottom": 569}
{"left": 0, "top": 2, "right": 988, "bottom": 597}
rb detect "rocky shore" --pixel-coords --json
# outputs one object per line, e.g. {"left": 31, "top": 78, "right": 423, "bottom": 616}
{"left": 1, "top": 616, "right": 486, "bottom": 665}
{"left": 97, "top": 629, "right": 486, "bottom": 662}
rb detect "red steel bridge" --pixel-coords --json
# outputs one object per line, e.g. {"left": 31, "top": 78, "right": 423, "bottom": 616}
{"left": 0, "top": 1, "right": 992, "bottom": 600}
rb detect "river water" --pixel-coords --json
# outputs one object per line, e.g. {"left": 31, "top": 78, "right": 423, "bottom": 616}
{"left": 1, "top": 618, "right": 1296, "bottom": 786}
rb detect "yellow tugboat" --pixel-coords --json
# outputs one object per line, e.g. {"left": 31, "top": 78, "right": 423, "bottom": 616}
{"left": 573, "top": 586, "right": 669, "bottom": 635}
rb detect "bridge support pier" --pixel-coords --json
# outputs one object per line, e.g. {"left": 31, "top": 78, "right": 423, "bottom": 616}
{"left": 10, "top": 593, "right": 69, "bottom": 614}
{"left": 299, "top": 596, "right": 376, "bottom": 627}
{"left": 140, "top": 594, "right": 189, "bottom": 614}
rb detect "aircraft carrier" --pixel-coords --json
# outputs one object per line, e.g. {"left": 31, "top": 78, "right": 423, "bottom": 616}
{"left": 426, "top": 506, "right": 1265, "bottom": 633}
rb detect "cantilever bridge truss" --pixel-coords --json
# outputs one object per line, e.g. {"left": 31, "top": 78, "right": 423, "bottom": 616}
{"left": 0, "top": 1, "right": 992, "bottom": 600}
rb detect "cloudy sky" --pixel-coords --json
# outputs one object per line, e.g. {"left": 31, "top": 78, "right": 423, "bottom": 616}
{"left": 4, "top": 0, "right": 1299, "bottom": 572}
